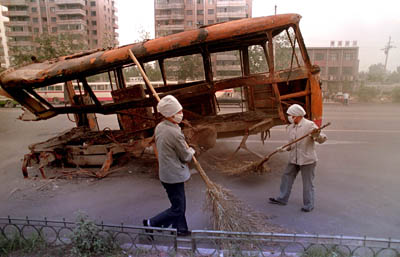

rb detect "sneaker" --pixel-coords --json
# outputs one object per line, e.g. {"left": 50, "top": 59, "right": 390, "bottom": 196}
{"left": 268, "top": 198, "right": 286, "bottom": 205}
{"left": 177, "top": 230, "right": 191, "bottom": 237}
{"left": 142, "top": 219, "right": 154, "bottom": 240}
{"left": 301, "top": 207, "right": 314, "bottom": 212}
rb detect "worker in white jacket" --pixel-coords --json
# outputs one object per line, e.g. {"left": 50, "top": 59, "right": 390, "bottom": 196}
{"left": 269, "top": 104, "right": 327, "bottom": 212}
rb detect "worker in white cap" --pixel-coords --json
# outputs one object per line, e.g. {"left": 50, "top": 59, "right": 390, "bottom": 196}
{"left": 143, "top": 95, "right": 194, "bottom": 237}
{"left": 269, "top": 104, "right": 327, "bottom": 212}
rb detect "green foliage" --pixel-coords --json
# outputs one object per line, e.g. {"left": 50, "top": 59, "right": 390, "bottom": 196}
{"left": 248, "top": 45, "right": 268, "bottom": 73}
{"left": 367, "top": 63, "right": 386, "bottom": 83}
{"left": 176, "top": 55, "right": 204, "bottom": 82}
{"left": 70, "top": 212, "right": 118, "bottom": 257}
{"left": 0, "top": 232, "right": 46, "bottom": 255}
{"left": 10, "top": 33, "right": 88, "bottom": 66}
{"left": 392, "top": 86, "right": 400, "bottom": 103}
{"left": 357, "top": 84, "right": 379, "bottom": 102}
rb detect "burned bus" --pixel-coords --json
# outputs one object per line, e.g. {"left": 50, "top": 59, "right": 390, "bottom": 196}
{"left": 0, "top": 13, "right": 323, "bottom": 177}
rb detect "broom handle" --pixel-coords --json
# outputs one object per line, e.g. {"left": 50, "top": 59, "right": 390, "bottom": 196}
{"left": 128, "top": 50, "right": 214, "bottom": 186}
{"left": 258, "top": 122, "right": 331, "bottom": 167}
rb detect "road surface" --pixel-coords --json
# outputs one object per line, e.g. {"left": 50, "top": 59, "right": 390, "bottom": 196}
{"left": 0, "top": 103, "right": 399, "bottom": 238}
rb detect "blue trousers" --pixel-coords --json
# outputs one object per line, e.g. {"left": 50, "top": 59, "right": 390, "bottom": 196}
{"left": 150, "top": 182, "right": 188, "bottom": 232}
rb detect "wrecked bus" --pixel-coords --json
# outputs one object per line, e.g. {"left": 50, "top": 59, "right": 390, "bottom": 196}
{"left": 0, "top": 13, "right": 323, "bottom": 178}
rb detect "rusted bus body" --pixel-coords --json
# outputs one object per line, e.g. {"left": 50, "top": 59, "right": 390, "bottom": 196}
{"left": 0, "top": 13, "right": 323, "bottom": 176}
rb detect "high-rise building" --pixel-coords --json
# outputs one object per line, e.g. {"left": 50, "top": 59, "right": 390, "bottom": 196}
{"left": 0, "top": 5, "right": 10, "bottom": 68}
{"left": 308, "top": 41, "right": 359, "bottom": 94}
{"left": 154, "top": 0, "right": 252, "bottom": 79}
{"left": 0, "top": 0, "right": 118, "bottom": 64}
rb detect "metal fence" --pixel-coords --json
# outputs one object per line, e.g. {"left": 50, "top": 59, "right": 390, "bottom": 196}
{"left": 1, "top": 216, "right": 399, "bottom": 257}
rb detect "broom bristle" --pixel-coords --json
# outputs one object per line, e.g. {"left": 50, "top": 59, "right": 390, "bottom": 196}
{"left": 205, "top": 182, "right": 285, "bottom": 233}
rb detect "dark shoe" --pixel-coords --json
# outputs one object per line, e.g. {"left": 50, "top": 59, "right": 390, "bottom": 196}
{"left": 301, "top": 207, "right": 314, "bottom": 212}
{"left": 177, "top": 230, "right": 191, "bottom": 237}
{"left": 142, "top": 219, "right": 154, "bottom": 240}
{"left": 269, "top": 198, "right": 286, "bottom": 206}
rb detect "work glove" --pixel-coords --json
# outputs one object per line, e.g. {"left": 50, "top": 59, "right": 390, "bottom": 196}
{"left": 276, "top": 146, "right": 286, "bottom": 153}
{"left": 188, "top": 147, "right": 195, "bottom": 156}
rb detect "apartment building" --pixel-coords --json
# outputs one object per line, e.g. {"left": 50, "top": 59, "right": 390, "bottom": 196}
{"left": 308, "top": 41, "right": 359, "bottom": 94}
{"left": 0, "top": 5, "right": 10, "bottom": 68}
{"left": 154, "top": 0, "right": 252, "bottom": 79}
{"left": 0, "top": 0, "right": 119, "bottom": 64}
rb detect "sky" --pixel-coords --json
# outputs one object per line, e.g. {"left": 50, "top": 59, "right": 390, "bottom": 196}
{"left": 116, "top": 0, "right": 400, "bottom": 72}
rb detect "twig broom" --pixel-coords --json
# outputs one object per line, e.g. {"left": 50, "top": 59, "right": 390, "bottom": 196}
{"left": 225, "top": 122, "right": 331, "bottom": 176}
{"left": 128, "top": 50, "right": 275, "bottom": 232}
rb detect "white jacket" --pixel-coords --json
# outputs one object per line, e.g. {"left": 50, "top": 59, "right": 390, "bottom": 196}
{"left": 287, "top": 118, "right": 327, "bottom": 165}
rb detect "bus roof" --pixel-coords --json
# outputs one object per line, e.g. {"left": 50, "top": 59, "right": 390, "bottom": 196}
{"left": 0, "top": 13, "right": 301, "bottom": 90}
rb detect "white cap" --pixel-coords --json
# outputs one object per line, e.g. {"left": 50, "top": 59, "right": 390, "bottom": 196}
{"left": 287, "top": 104, "right": 306, "bottom": 117}
{"left": 157, "top": 95, "right": 183, "bottom": 118}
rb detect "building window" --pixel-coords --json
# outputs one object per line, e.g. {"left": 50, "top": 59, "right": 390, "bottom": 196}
{"left": 197, "top": 0, "right": 203, "bottom": 4}
{"left": 92, "top": 30, "right": 97, "bottom": 35}
{"left": 186, "top": 0, "right": 193, "bottom": 3}
{"left": 90, "top": 1, "right": 96, "bottom": 6}
{"left": 33, "top": 18, "right": 38, "bottom": 23}
{"left": 208, "top": 9, "right": 214, "bottom": 14}
{"left": 92, "top": 21, "right": 97, "bottom": 26}
{"left": 315, "top": 53, "right": 324, "bottom": 61}
{"left": 51, "top": 17, "right": 56, "bottom": 22}
{"left": 186, "top": 10, "right": 192, "bottom": 15}
{"left": 197, "top": 10, "right": 203, "bottom": 15}
{"left": 329, "top": 53, "right": 338, "bottom": 61}
{"left": 42, "top": 17, "right": 47, "bottom": 22}
{"left": 187, "top": 21, "right": 192, "bottom": 26}
{"left": 34, "top": 28, "right": 39, "bottom": 32}
{"left": 344, "top": 52, "right": 353, "bottom": 61}
{"left": 208, "top": 0, "right": 213, "bottom": 3}
{"left": 52, "top": 27, "right": 57, "bottom": 32}
{"left": 50, "top": 7, "right": 55, "bottom": 12}
{"left": 208, "top": 20, "right": 214, "bottom": 24}
{"left": 31, "top": 7, "right": 37, "bottom": 12}
{"left": 91, "top": 11, "right": 96, "bottom": 16}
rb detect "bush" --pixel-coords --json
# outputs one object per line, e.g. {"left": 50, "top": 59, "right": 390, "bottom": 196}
{"left": 357, "top": 85, "right": 379, "bottom": 102}
{"left": 392, "top": 86, "right": 400, "bottom": 103}
{"left": 70, "top": 212, "right": 119, "bottom": 257}
{"left": 0, "top": 232, "right": 46, "bottom": 256}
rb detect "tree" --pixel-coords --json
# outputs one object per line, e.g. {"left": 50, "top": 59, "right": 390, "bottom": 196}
{"left": 392, "top": 86, "right": 400, "bottom": 103}
{"left": 367, "top": 63, "right": 386, "bottom": 83}
{"left": 10, "top": 33, "right": 88, "bottom": 66}
{"left": 176, "top": 55, "right": 204, "bottom": 82}
{"left": 248, "top": 45, "right": 268, "bottom": 73}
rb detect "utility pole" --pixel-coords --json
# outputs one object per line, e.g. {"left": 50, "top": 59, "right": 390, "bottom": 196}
{"left": 274, "top": 5, "right": 277, "bottom": 15}
{"left": 381, "top": 36, "right": 396, "bottom": 72}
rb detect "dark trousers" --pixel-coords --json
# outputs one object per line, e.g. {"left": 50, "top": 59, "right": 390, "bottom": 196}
{"left": 150, "top": 182, "right": 188, "bottom": 232}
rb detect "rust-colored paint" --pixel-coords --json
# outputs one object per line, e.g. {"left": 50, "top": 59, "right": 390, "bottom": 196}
{"left": 0, "top": 14, "right": 301, "bottom": 90}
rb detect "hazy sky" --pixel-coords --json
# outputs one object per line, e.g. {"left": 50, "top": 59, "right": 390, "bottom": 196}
{"left": 116, "top": 0, "right": 400, "bottom": 72}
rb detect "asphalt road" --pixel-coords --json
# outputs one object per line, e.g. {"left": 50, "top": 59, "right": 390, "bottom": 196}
{"left": 0, "top": 103, "right": 399, "bottom": 238}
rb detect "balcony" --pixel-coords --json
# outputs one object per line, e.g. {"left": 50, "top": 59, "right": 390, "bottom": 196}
{"left": 158, "top": 24, "right": 184, "bottom": 31}
{"left": 5, "top": 20, "right": 29, "bottom": 26}
{"left": 55, "top": 0, "right": 85, "bottom": 6}
{"left": 216, "top": 11, "right": 247, "bottom": 19}
{"left": 0, "top": 0, "right": 28, "bottom": 6}
{"left": 57, "top": 19, "right": 86, "bottom": 26}
{"left": 216, "top": 65, "right": 241, "bottom": 71}
{"left": 155, "top": 3, "right": 184, "bottom": 9}
{"left": 56, "top": 8, "right": 85, "bottom": 16}
{"left": 155, "top": 14, "right": 184, "bottom": 20}
{"left": 217, "top": 0, "right": 246, "bottom": 7}
{"left": 113, "top": 23, "right": 118, "bottom": 29}
{"left": 6, "top": 31, "right": 32, "bottom": 37}
{"left": 3, "top": 10, "right": 29, "bottom": 17}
